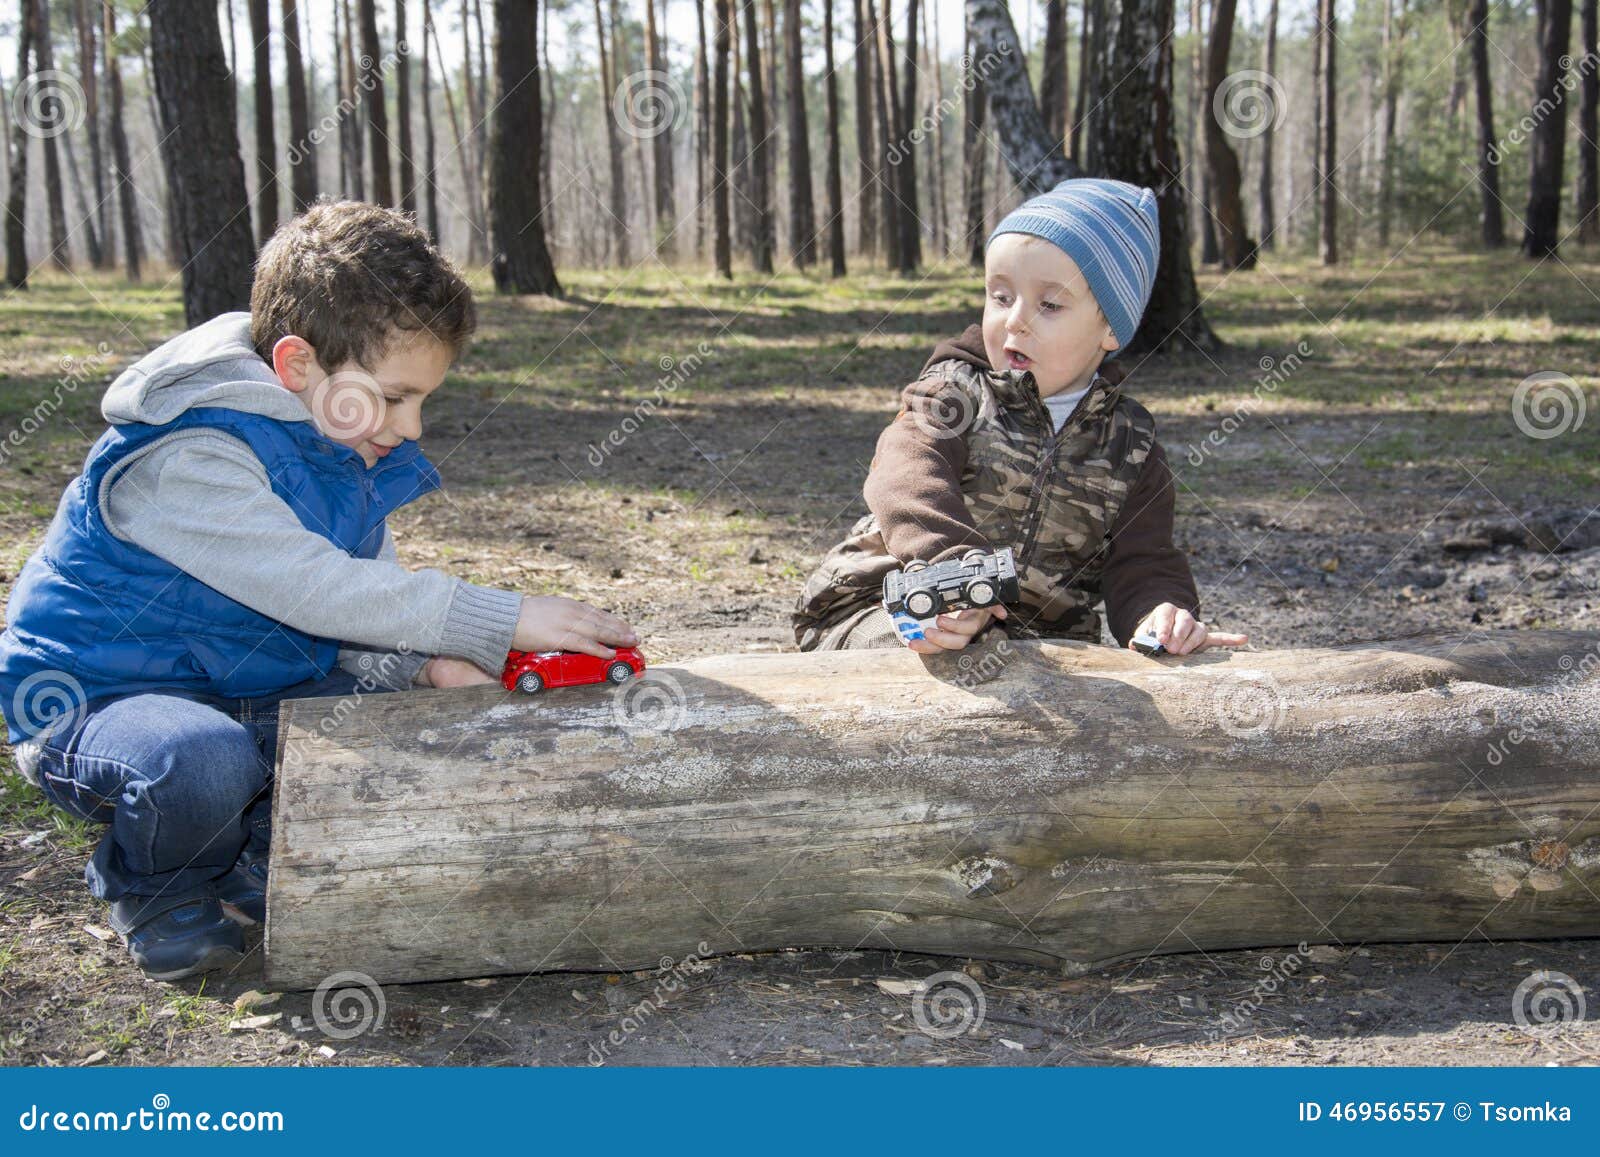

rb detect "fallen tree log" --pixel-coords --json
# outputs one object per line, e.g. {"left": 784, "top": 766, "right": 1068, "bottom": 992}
{"left": 263, "top": 630, "right": 1600, "bottom": 989}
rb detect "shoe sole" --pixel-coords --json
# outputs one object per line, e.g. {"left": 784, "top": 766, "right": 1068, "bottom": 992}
{"left": 139, "top": 942, "right": 245, "bottom": 982}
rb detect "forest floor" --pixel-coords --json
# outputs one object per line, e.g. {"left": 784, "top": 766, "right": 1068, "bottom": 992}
{"left": 1, "top": 246, "right": 1598, "bottom": 1067}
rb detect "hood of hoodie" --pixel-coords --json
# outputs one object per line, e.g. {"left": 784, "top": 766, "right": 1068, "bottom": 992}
{"left": 101, "top": 312, "right": 314, "bottom": 427}
{"left": 921, "top": 322, "right": 1128, "bottom": 386}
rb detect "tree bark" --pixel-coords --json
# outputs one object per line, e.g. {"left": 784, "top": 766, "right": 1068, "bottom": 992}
{"left": 358, "top": 0, "right": 393, "bottom": 206}
{"left": 1316, "top": 0, "right": 1338, "bottom": 265}
{"left": 489, "top": 0, "right": 559, "bottom": 295}
{"left": 853, "top": 0, "right": 877, "bottom": 257}
{"left": 743, "top": 0, "right": 774, "bottom": 272}
{"left": 592, "top": 0, "right": 628, "bottom": 264}
{"left": 696, "top": 0, "right": 712, "bottom": 259}
{"left": 1039, "top": 0, "right": 1068, "bottom": 144}
{"left": 6, "top": 0, "right": 35, "bottom": 288}
{"left": 965, "top": 0, "right": 1080, "bottom": 195}
{"left": 247, "top": 0, "right": 277, "bottom": 244}
{"left": 1203, "top": 0, "right": 1255, "bottom": 268}
{"left": 784, "top": 0, "right": 816, "bottom": 267}
{"left": 872, "top": 0, "right": 901, "bottom": 269}
{"left": 282, "top": 0, "right": 317, "bottom": 213}
{"left": 1190, "top": 0, "right": 1216, "bottom": 265}
{"left": 266, "top": 631, "right": 1600, "bottom": 989}
{"left": 397, "top": 0, "right": 417, "bottom": 217}
{"left": 102, "top": 0, "right": 141, "bottom": 280}
{"left": 1377, "top": 0, "right": 1405, "bottom": 249}
{"left": 73, "top": 0, "right": 109, "bottom": 267}
{"left": 1257, "top": 0, "right": 1276, "bottom": 250}
{"left": 1523, "top": 0, "right": 1574, "bottom": 257}
{"left": 148, "top": 0, "right": 255, "bottom": 326}
{"left": 823, "top": 0, "right": 846, "bottom": 276}
{"left": 1575, "top": 0, "right": 1598, "bottom": 242}
{"left": 646, "top": 0, "right": 676, "bottom": 257}
{"left": 1470, "top": 0, "right": 1504, "bottom": 248}
{"left": 713, "top": 0, "right": 732, "bottom": 276}
{"left": 339, "top": 0, "right": 365, "bottom": 200}
{"left": 34, "top": 0, "right": 71, "bottom": 270}
{"left": 422, "top": 0, "right": 440, "bottom": 240}
{"left": 963, "top": 24, "right": 986, "bottom": 266}
{"left": 897, "top": 0, "right": 921, "bottom": 270}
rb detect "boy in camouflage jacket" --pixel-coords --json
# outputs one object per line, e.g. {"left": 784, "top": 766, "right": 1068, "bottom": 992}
{"left": 794, "top": 179, "right": 1247, "bottom": 657}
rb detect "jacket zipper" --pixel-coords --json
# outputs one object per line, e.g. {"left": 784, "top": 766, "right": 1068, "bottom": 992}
{"left": 1016, "top": 374, "right": 1102, "bottom": 566}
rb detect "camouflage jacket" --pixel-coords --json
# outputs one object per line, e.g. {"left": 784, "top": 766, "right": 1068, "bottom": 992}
{"left": 793, "top": 329, "right": 1198, "bottom": 649}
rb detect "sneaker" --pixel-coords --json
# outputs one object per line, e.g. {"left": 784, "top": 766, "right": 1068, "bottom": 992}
{"left": 109, "top": 892, "right": 245, "bottom": 982}
{"left": 216, "top": 844, "right": 268, "bottom": 926}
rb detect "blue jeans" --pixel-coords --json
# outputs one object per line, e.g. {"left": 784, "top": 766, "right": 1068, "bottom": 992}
{"left": 22, "top": 670, "right": 389, "bottom": 902}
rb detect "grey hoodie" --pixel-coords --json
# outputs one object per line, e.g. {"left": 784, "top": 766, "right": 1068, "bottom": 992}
{"left": 96, "top": 313, "right": 522, "bottom": 688}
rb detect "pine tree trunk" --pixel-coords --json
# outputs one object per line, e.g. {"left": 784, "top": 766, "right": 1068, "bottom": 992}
{"left": 6, "top": 0, "right": 35, "bottom": 288}
{"left": 1203, "top": 0, "right": 1255, "bottom": 268}
{"left": 743, "top": 0, "right": 774, "bottom": 272}
{"left": 1316, "top": 0, "right": 1338, "bottom": 265}
{"left": 713, "top": 0, "right": 732, "bottom": 276}
{"left": 397, "top": 0, "right": 417, "bottom": 216}
{"left": 1377, "top": 0, "right": 1403, "bottom": 249}
{"left": 897, "top": 0, "right": 921, "bottom": 270}
{"left": 962, "top": 19, "right": 986, "bottom": 267}
{"left": 102, "top": 0, "right": 141, "bottom": 280}
{"left": 358, "top": 0, "right": 392, "bottom": 206}
{"left": 422, "top": 1, "right": 440, "bottom": 240}
{"left": 1039, "top": 0, "right": 1067, "bottom": 143}
{"left": 34, "top": 0, "right": 71, "bottom": 270}
{"left": 428, "top": 7, "right": 478, "bottom": 252}
{"left": 459, "top": 0, "right": 485, "bottom": 260}
{"left": 872, "top": 0, "right": 901, "bottom": 269}
{"left": 340, "top": 0, "right": 365, "bottom": 200}
{"left": 823, "top": 0, "right": 845, "bottom": 276}
{"left": 647, "top": 0, "right": 676, "bottom": 258}
{"left": 282, "top": 0, "right": 317, "bottom": 212}
{"left": 926, "top": 0, "right": 949, "bottom": 258}
{"left": 965, "top": 0, "right": 1080, "bottom": 195}
{"left": 1071, "top": 0, "right": 1093, "bottom": 161}
{"left": 593, "top": 0, "right": 629, "bottom": 265}
{"left": 489, "top": 0, "right": 560, "bottom": 294}
{"left": 74, "top": 0, "right": 110, "bottom": 268}
{"left": 247, "top": 0, "right": 277, "bottom": 243}
{"left": 784, "top": 0, "right": 816, "bottom": 267}
{"left": 1575, "top": 0, "right": 1598, "bottom": 243}
{"left": 148, "top": 0, "right": 256, "bottom": 325}
{"left": 1522, "top": 0, "right": 1575, "bottom": 257}
{"left": 696, "top": 0, "right": 712, "bottom": 260}
{"left": 853, "top": 0, "right": 877, "bottom": 257}
{"left": 1257, "top": 0, "right": 1276, "bottom": 250}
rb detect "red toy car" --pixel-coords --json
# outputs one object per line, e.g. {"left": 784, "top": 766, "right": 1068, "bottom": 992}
{"left": 501, "top": 647, "right": 646, "bottom": 694}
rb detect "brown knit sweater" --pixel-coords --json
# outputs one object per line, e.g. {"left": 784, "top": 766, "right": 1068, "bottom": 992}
{"left": 864, "top": 325, "right": 1201, "bottom": 646}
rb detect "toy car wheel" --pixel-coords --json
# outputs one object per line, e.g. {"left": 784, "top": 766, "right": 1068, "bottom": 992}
{"left": 961, "top": 548, "right": 988, "bottom": 564}
{"left": 965, "top": 579, "right": 997, "bottom": 606}
{"left": 516, "top": 672, "right": 545, "bottom": 694}
{"left": 606, "top": 662, "right": 634, "bottom": 684}
{"left": 905, "top": 590, "right": 938, "bottom": 617}
{"left": 903, "top": 559, "right": 930, "bottom": 574}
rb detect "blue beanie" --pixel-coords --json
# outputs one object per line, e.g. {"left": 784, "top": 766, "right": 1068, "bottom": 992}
{"left": 987, "top": 178, "right": 1161, "bottom": 357}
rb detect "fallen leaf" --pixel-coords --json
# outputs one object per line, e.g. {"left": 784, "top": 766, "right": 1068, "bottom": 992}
{"left": 79, "top": 1050, "right": 109, "bottom": 1066}
{"left": 999, "top": 1038, "right": 1026, "bottom": 1051}
{"left": 874, "top": 978, "right": 925, "bottom": 997}
{"left": 233, "top": 990, "right": 281, "bottom": 1013}
{"left": 82, "top": 924, "right": 115, "bottom": 942}
{"left": 227, "top": 1013, "right": 283, "bottom": 1032}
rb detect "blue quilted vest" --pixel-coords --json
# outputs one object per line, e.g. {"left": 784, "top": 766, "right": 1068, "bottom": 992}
{"left": 0, "top": 407, "right": 440, "bottom": 744}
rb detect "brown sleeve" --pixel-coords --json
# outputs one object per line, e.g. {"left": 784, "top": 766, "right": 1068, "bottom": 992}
{"left": 1099, "top": 440, "right": 1202, "bottom": 647}
{"left": 863, "top": 374, "right": 991, "bottom": 564}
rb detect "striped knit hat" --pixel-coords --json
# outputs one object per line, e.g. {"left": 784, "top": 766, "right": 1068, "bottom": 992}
{"left": 987, "top": 178, "right": 1161, "bottom": 358}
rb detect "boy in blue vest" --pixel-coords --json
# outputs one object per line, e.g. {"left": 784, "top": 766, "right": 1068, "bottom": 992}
{"left": 0, "top": 202, "right": 638, "bottom": 980}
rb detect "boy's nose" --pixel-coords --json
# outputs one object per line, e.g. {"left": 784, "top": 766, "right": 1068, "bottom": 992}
{"left": 1006, "top": 303, "right": 1030, "bottom": 335}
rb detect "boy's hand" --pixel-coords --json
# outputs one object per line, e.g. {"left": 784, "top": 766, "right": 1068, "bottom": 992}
{"left": 903, "top": 605, "right": 1006, "bottom": 655}
{"left": 1131, "top": 603, "right": 1248, "bottom": 656}
{"left": 514, "top": 596, "right": 639, "bottom": 659}
{"left": 418, "top": 657, "right": 499, "bottom": 688}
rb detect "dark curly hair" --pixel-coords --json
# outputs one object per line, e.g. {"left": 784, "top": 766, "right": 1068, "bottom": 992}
{"left": 250, "top": 199, "right": 476, "bottom": 370}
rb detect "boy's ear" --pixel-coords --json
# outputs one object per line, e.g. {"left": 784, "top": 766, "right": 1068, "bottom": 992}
{"left": 1099, "top": 310, "right": 1120, "bottom": 353}
{"left": 271, "top": 335, "right": 318, "bottom": 394}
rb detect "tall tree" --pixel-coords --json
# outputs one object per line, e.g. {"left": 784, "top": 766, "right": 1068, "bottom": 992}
{"left": 784, "top": 0, "right": 816, "bottom": 266}
{"left": 743, "top": 0, "right": 774, "bottom": 271}
{"left": 713, "top": 0, "right": 732, "bottom": 275}
{"left": 1523, "top": 0, "right": 1575, "bottom": 256}
{"left": 1377, "top": 0, "right": 1406, "bottom": 248}
{"left": 103, "top": 0, "right": 141, "bottom": 280}
{"left": 282, "top": 0, "right": 317, "bottom": 212}
{"left": 149, "top": 0, "right": 255, "bottom": 324}
{"left": 428, "top": 6, "right": 479, "bottom": 250}
{"left": 896, "top": 0, "right": 920, "bottom": 269}
{"left": 6, "top": 0, "right": 35, "bottom": 288}
{"left": 697, "top": 0, "right": 712, "bottom": 258}
{"left": 359, "top": 0, "right": 393, "bottom": 206}
{"left": 1203, "top": 0, "right": 1255, "bottom": 268}
{"left": 423, "top": 0, "right": 441, "bottom": 240}
{"left": 248, "top": 0, "right": 277, "bottom": 243}
{"left": 872, "top": 0, "right": 901, "bottom": 269}
{"left": 1189, "top": 0, "right": 1216, "bottom": 264}
{"left": 74, "top": 0, "right": 110, "bottom": 267}
{"left": 966, "top": 0, "right": 1217, "bottom": 353}
{"left": 1071, "top": 0, "right": 1095, "bottom": 161}
{"left": 1576, "top": 0, "right": 1598, "bottom": 242}
{"left": 593, "top": 0, "right": 628, "bottom": 264}
{"left": 853, "top": 0, "right": 877, "bottom": 256}
{"left": 1315, "top": 0, "right": 1337, "bottom": 264}
{"left": 1257, "top": 0, "right": 1276, "bottom": 249}
{"left": 925, "top": 0, "right": 948, "bottom": 256}
{"left": 339, "top": 0, "right": 365, "bottom": 199}
{"left": 490, "top": 0, "right": 560, "bottom": 293}
{"left": 822, "top": 0, "right": 845, "bottom": 275}
{"left": 962, "top": 21, "right": 986, "bottom": 266}
{"left": 397, "top": 0, "right": 417, "bottom": 216}
{"left": 1469, "top": 0, "right": 1503, "bottom": 247}
{"left": 34, "top": 0, "right": 70, "bottom": 270}
{"left": 1039, "top": 0, "right": 1068, "bottom": 144}
{"left": 646, "top": 0, "right": 676, "bottom": 256}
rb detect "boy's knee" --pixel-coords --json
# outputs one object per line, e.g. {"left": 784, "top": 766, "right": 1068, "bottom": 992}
{"left": 81, "top": 696, "right": 267, "bottom": 810}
